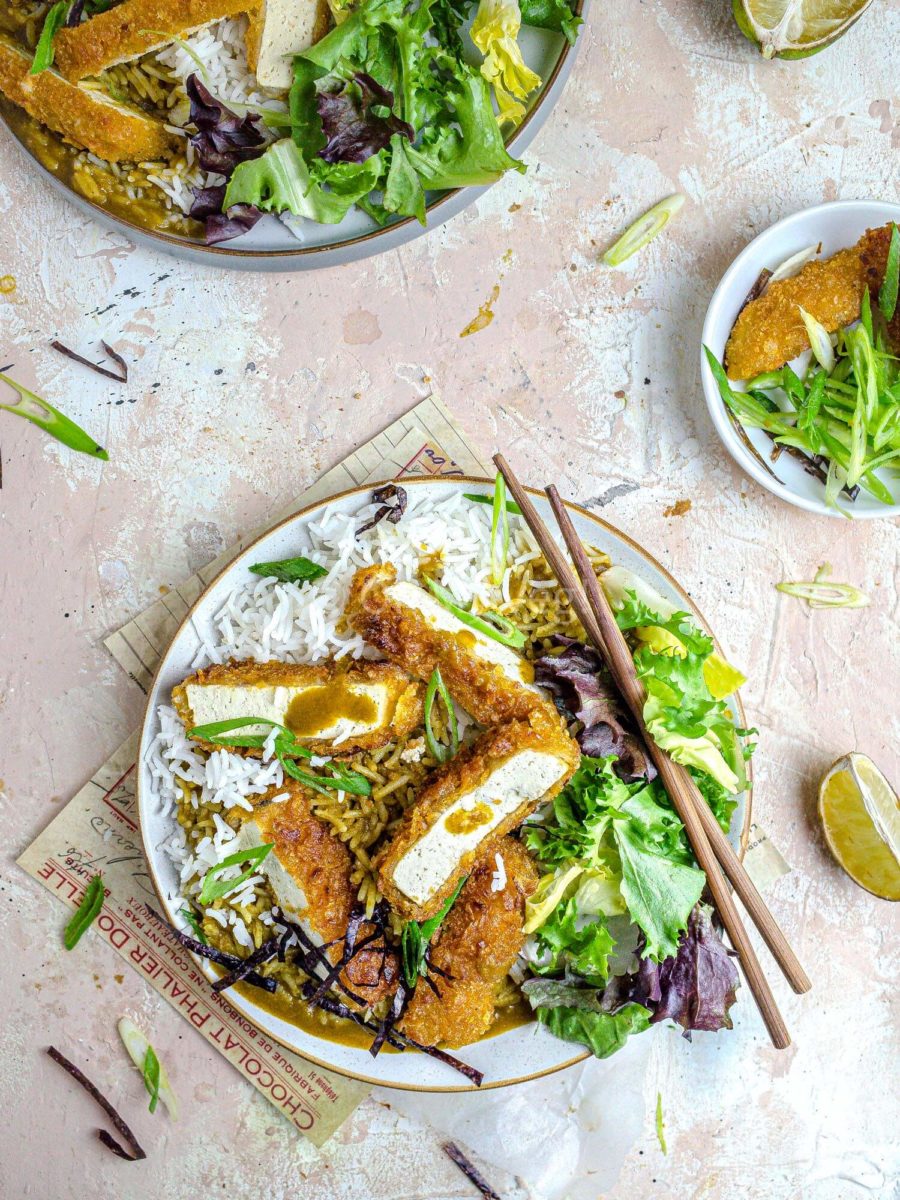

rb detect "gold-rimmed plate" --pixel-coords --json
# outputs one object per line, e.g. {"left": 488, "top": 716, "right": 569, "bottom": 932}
{"left": 136, "top": 476, "right": 752, "bottom": 1091}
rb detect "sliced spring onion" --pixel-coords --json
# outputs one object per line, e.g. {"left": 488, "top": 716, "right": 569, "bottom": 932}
{"left": 188, "top": 716, "right": 313, "bottom": 758}
{"left": 490, "top": 471, "right": 509, "bottom": 586}
{"left": 423, "top": 576, "right": 526, "bottom": 649}
{"left": 117, "top": 1018, "right": 178, "bottom": 1119}
{"left": 198, "top": 843, "right": 274, "bottom": 904}
{"left": 30, "top": 0, "right": 69, "bottom": 73}
{"left": 279, "top": 753, "right": 372, "bottom": 797}
{"left": 424, "top": 669, "right": 459, "bottom": 764}
{"left": 879, "top": 224, "right": 899, "bottom": 321}
{"left": 64, "top": 874, "right": 105, "bottom": 949}
{"left": 462, "top": 492, "right": 522, "bottom": 515}
{"left": 798, "top": 306, "right": 835, "bottom": 373}
{"left": 0, "top": 372, "right": 108, "bottom": 459}
{"left": 179, "top": 906, "right": 207, "bottom": 944}
{"left": 400, "top": 876, "right": 467, "bottom": 988}
{"left": 767, "top": 245, "right": 819, "bottom": 288}
{"left": 776, "top": 579, "right": 870, "bottom": 609}
{"left": 655, "top": 1092, "right": 668, "bottom": 1155}
{"left": 602, "top": 194, "right": 685, "bottom": 267}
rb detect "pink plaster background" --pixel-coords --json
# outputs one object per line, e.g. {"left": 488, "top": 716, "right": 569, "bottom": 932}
{"left": 1, "top": 1, "right": 899, "bottom": 1196}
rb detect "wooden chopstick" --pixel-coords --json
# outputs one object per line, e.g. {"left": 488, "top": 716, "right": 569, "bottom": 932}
{"left": 493, "top": 454, "right": 805, "bottom": 1048}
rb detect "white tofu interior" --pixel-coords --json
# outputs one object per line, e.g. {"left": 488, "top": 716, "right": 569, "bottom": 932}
{"left": 186, "top": 680, "right": 390, "bottom": 743}
{"left": 385, "top": 580, "right": 541, "bottom": 691}
{"left": 236, "top": 814, "right": 314, "bottom": 931}
{"left": 391, "top": 749, "right": 567, "bottom": 906}
{"left": 253, "top": 0, "right": 322, "bottom": 89}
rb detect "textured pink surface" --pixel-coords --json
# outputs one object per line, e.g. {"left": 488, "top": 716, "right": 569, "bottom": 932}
{"left": 1, "top": 1, "right": 899, "bottom": 1196}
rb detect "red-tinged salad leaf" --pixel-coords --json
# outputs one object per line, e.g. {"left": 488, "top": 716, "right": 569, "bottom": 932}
{"left": 204, "top": 204, "right": 264, "bottom": 245}
{"left": 185, "top": 74, "right": 267, "bottom": 175}
{"left": 317, "top": 72, "right": 413, "bottom": 164}
{"left": 535, "top": 637, "right": 657, "bottom": 782}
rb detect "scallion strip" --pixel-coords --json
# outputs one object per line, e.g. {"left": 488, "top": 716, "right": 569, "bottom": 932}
{"left": 64, "top": 874, "right": 104, "bottom": 949}
{"left": 117, "top": 1017, "right": 178, "bottom": 1119}
{"left": 0, "top": 371, "right": 108, "bottom": 459}
{"left": 602, "top": 194, "right": 685, "bottom": 267}
{"left": 188, "top": 716, "right": 314, "bottom": 758}
{"left": 30, "top": 0, "right": 70, "bottom": 73}
{"left": 776, "top": 579, "right": 870, "bottom": 609}
{"left": 463, "top": 492, "right": 522, "bottom": 515}
{"left": 490, "top": 471, "right": 509, "bottom": 586}
{"left": 424, "top": 668, "right": 459, "bottom": 764}
{"left": 179, "top": 906, "right": 207, "bottom": 944}
{"left": 423, "top": 576, "right": 526, "bottom": 649}
{"left": 879, "top": 224, "right": 899, "bottom": 321}
{"left": 198, "top": 843, "right": 274, "bottom": 904}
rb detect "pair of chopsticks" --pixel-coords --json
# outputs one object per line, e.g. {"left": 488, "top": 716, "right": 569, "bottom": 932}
{"left": 493, "top": 453, "right": 811, "bottom": 1050}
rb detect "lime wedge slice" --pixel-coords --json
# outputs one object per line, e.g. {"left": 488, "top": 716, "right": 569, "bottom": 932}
{"left": 733, "top": 0, "right": 873, "bottom": 58}
{"left": 819, "top": 753, "right": 900, "bottom": 900}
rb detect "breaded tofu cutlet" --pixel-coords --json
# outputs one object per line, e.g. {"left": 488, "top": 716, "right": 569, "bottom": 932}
{"left": 54, "top": 0, "right": 255, "bottom": 82}
{"left": 234, "top": 781, "right": 398, "bottom": 1004}
{"left": 0, "top": 34, "right": 175, "bottom": 163}
{"left": 173, "top": 658, "right": 424, "bottom": 758}
{"left": 400, "top": 837, "right": 538, "bottom": 1048}
{"left": 724, "top": 224, "right": 898, "bottom": 380}
{"left": 345, "top": 563, "right": 550, "bottom": 727}
{"left": 376, "top": 708, "right": 579, "bottom": 922}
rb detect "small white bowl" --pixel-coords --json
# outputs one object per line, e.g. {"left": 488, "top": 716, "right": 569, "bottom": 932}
{"left": 701, "top": 199, "right": 900, "bottom": 519}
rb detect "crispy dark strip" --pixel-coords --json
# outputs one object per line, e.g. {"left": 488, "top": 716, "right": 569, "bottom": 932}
{"left": 211, "top": 936, "right": 280, "bottom": 992}
{"left": 442, "top": 1142, "right": 502, "bottom": 1200}
{"left": 300, "top": 983, "right": 406, "bottom": 1050}
{"left": 306, "top": 930, "right": 383, "bottom": 1006}
{"left": 356, "top": 483, "right": 407, "bottom": 535}
{"left": 369, "top": 981, "right": 409, "bottom": 1057}
{"left": 735, "top": 267, "right": 773, "bottom": 318}
{"left": 97, "top": 1130, "right": 135, "bottom": 1160}
{"left": 396, "top": 1032, "right": 484, "bottom": 1086}
{"left": 102, "top": 341, "right": 129, "bottom": 381}
{"left": 272, "top": 908, "right": 372, "bottom": 1007}
{"left": 145, "top": 905, "right": 275, "bottom": 993}
{"left": 47, "top": 1046, "right": 147, "bottom": 1162}
{"left": 50, "top": 339, "right": 128, "bottom": 382}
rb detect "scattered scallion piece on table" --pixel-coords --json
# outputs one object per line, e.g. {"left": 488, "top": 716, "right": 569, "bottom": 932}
{"left": 0, "top": 372, "right": 108, "bottom": 459}
{"left": 248, "top": 556, "right": 328, "bottom": 584}
{"left": 30, "top": 0, "right": 70, "bottom": 73}
{"left": 656, "top": 1092, "right": 668, "bottom": 1155}
{"left": 117, "top": 1017, "right": 178, "bottom": 1119}
{"left": 64, "top": 874, "right": 105, "bottom": 949}
{"left": 423, "top": 576, "right": 526, "bottom": 649}
{"left": 442, "top": 1141, "right": 502, "bottom": 1200}
{"left": 424, "top": 668, "right": 459, "bottom": 763}
{"left": 490, "top": 470, "right": 510, "bottom": 586}
{"left": 199, "top": 843, "right": 275, "bottom": 904}
{"left": 776, "top": 564, "right": 869, "bottom": 610}
{"left": 602, "top": 194, "right": 685, "bottom": 267}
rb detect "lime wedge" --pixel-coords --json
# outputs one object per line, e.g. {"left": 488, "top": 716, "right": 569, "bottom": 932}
{"left": 819, "top": 753, "right": 900, "bottom": 900}
{"left": 733, "top": 0, "right": 873, "bottom": 58}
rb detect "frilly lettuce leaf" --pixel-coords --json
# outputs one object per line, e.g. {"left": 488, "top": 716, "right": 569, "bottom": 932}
{"left": 531, "top": 895, "right": 616, "bottom": 985}
{"left": 536, "top": 1001, "right": 652, "bottom": 1059}
{"left": 523, "top": 863, "right": 583, "bottom": 934}
{"left": 471, "top": 0, "right": 541, "bottom": 128}
{"left": 613, "top": 819, "right": 705, "bottom": 962}
{"left": 519, "top": 0, "right": 582, "bottom": 43}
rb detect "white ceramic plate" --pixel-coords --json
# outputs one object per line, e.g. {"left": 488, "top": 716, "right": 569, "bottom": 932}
{"left": 137, "top": 476, "right": 751, "bottom": 1091}
{"left": 701, "top": 198, "right": 900, "bottom": 519}
{"left": 1, "top": 9, "right": 586, "bottom": 271}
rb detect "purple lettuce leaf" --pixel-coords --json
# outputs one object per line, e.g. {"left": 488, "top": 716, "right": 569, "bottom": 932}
{"left": 203, "top": 204, "right": 264, "bottom": 245}
{"left": 186, "top": 74, "right": 267, "bottom": 176}
{"left": 535, "top": 637, "right": 657, "bottom": 782}
{"left": 602, "top": 904, "right": 739, "bottom": 1035}
{"left": 316, "top": 72, "right": 414, "bottom": 165}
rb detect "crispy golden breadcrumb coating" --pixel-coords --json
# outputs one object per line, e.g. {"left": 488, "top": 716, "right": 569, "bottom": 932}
{"left": 724, "top": 225, "right": 896, "bottom": 380}
{"left": 245, "top": 781, "right": 398, "bottom": 1003}
{"left": 0, "top": 34, "right": 175, "bottom": 162}
{"left": 400, "top": 837, "right": 538, "bottom": 1048}
{"left": 345, "top": 563, "right": 552, "bottom": 727}
{"left": 375, "top": 708, "right": 578, "bottom": 922}
{"left": 172, "top": 658, "right": 424, "bottom": 758}
{"left": 54, "top": 0, "right": 253, "bottom": 82}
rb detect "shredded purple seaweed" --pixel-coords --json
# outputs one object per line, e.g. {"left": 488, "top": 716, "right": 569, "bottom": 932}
{"left": 442, "top": 1142, "right": 502, "bottom": 1199}
{"left": 356, "top": 483, "right": 408, "bottom": 535}
{"left": 211, "top": 936, "right": 281, "bottom": 992}
{"left": 50, "top": 339, "right": 128, "bottom": 382}
{"left": 47, "top": 1046, "right": 146, "bottom": 1162}
{"left": 145, "top": 905, "right": 275, "bottom": 992}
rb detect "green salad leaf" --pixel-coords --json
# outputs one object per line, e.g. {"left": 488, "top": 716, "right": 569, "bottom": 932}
{"left": 531, "top": 895, "right": 616, "bottom": 985}
{"left": 519, "top": 0, "right": 582, "bottom": 42}
{"left": 31, "top": 1, "right": 70, "bottom": 74}
{"left": 536, "top": 1001, "right": 652, "bottom": 1059}
{"left": 248, "top": 556, "right": 327, "bottom": 584}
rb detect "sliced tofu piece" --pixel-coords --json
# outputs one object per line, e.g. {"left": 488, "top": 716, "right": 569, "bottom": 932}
{"left": 172, "top": 659, "right": 424, "bottom": 757}
{"left": 235, "top": 781, "right": 397, "bottom": 1003}
{"left": 245, "top": 0, "right": 330, "bottom": 90}
{"left": 401, "top": 837, "right": 538, "bottom": 1048}
{"left": 345, "top": 563, "right": 550, "bottom": 727}
{"left": 54, "top": 0, "right": 253, "bottom": 82}
{"left": 0, "top": 34, "right": 176, "bottom": 162}
{"left": 376, "top": 709, "right": 579, "bottom": 921}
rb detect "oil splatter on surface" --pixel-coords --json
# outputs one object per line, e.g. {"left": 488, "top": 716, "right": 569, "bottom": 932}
{"left": 460, "top": 284, "right": 501, "bottom": 336}
{"left": 1, "top": 1, "right": 899, "bottom": 1197}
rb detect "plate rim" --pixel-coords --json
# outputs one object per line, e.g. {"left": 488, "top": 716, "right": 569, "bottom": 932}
{"left": 700, "top": 197, "right": 900, "bottom": 520}
{"left": 0, "top": 0, "right": 587, "bottom": 268}
{"left": 135, "top": 474, "right": 753, "bottom": 1091}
